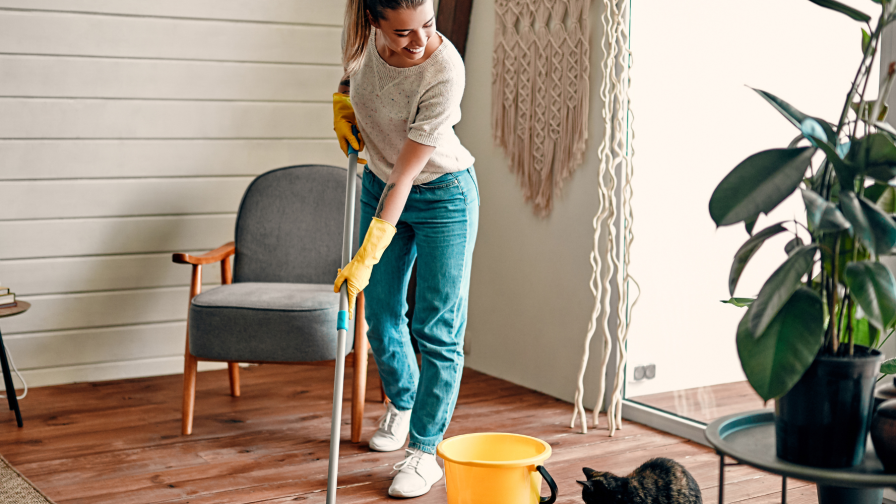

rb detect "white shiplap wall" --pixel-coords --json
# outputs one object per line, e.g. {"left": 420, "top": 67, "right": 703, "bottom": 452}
{"left": 0, "top": 1, "right": 347, "bottom": 387}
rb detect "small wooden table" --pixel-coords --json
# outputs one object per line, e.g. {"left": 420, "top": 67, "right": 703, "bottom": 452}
{"left": 0, "top": 301, "right": 28, "bottom": 427}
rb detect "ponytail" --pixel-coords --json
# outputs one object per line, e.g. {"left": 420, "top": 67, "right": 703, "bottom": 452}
{"left": 343, "top": 0, "right": 371, "bottom": 78}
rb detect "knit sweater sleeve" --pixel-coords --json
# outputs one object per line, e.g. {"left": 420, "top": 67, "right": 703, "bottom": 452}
{"left": 407, "top": 60, "right": 465, "bottom": 147}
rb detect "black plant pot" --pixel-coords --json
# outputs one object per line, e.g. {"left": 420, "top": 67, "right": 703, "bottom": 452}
{"left": 775, "top": 345, "right": 882, "bottom": 468}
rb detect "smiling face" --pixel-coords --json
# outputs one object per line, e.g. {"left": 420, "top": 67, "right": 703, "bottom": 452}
{"left": 370, "top": 1, "right": 437, "bottom": 65}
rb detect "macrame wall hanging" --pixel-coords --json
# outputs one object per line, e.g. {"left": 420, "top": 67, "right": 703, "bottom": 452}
{"left": 491, "top": 0, "right": 591, "bottom": 215}
{"left": 569, "top": 0, "right": 638, "bottom": 436}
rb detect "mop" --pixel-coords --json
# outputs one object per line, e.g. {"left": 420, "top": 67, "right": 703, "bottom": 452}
{"left": 326, "top": 127, "right": 360, "bottom": 504}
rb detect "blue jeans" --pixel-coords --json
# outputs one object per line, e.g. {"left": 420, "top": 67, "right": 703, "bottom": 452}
{"left": 360, "top": 166, "right": 479, "bottom": 454}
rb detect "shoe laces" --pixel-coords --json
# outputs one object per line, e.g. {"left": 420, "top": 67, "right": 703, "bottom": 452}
{"left": 377, "top": 403, "right": 399, "bottom": 435}
{"left": 392, "top": 449, "right": 423, "bottom": 474}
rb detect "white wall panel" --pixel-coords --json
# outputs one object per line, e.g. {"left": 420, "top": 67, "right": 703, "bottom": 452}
{"left": 0, "top": 99, "right": 330, "bottom": 139}
{"left": 0, "top": 214, "right": 235, "bottom": 259}
{"left": 3, "top": 288, "right": 189, "bottom": 334}
{"left": 4, "top": 322, "right": 186, "bottom": 369}
{"left": 0, "top": 55, "right": 342, "bottom": 101}
{"left": 0, "top": 177, "right": 252, "bottom": 220}
{"left": 0, "top": 140, "right": 346, "bottom": 180}
{"left": 15, "top": 357, "right": 231, "bottom": 389}
{"left": 1, "top": 253, "right": 223, "bottom": 296}
{"left": 0, "top": 3, "right": 346, "bottom": 387}
{"left": 0, "top": 1, "right": 343, "bottom": 26}
{"left": 0, "top": 11, "right": 341, "bottom": 64}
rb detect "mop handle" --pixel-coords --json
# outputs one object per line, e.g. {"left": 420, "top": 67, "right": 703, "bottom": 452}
{"left": 326, "top": 126, "right": 359, "bottom": 504}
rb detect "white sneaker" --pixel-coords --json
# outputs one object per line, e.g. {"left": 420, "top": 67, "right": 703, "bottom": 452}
{"left": 368, "top": 402, "right": 412, "bottom": 452}
{"left": 388, "top": 448, "right": 443, "bottom": 498}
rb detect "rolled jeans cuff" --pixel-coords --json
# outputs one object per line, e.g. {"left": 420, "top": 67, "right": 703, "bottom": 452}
{"left": 408, "top": 441, "right": 437, "bottom": 455}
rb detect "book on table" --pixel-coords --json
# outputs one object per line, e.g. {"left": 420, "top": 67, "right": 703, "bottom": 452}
{"left": 0, "top": 292, "right": 15, "bottom": 308}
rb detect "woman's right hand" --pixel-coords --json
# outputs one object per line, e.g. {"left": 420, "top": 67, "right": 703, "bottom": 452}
{"left": 333, "top": 93, "right": 367, "bottom": 164}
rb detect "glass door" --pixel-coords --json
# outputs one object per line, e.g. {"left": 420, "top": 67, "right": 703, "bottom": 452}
{"left": 624, "top": 0, "right": 880, "bottom": 426}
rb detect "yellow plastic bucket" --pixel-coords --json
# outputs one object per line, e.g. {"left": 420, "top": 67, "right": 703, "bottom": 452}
{"left": 437, "top": 433, "right": 557, "bottom": 504}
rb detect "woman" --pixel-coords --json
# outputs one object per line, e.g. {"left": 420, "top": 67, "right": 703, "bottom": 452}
{"left": 332, "top": 0, "right": 478, "bottom": 498}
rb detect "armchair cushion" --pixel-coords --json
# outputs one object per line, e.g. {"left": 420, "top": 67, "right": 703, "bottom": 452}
{"left": 189, "top": 282, "right": 352, "bottom": 363}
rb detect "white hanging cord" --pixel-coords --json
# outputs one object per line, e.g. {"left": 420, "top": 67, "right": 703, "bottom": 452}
{"left": 0, "top": 345, "right": 27, "bottom": 401}
{"left": 570, "top": 0, "right": 637, "bottom": 436}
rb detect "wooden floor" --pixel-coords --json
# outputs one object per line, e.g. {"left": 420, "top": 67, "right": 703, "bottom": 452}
{"left": 630, "top": 381, "right": 769, "bottom": 424}
{"left": 0, "top": 364, "right": 812, "bottom": 503}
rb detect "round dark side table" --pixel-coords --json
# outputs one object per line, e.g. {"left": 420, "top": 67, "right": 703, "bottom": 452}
{"left": 706, "top": 410, "right": 896, "bottom": 504}
{"left": 0, "top": 301, "right": 28, "bottom": 427}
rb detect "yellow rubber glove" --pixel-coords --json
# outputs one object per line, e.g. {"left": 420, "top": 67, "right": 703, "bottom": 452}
{"left": 334, "top": 217, "right": 396, "bottom": 318}
{"left": 333, "top": 92, "right": 367, "bottom": 165}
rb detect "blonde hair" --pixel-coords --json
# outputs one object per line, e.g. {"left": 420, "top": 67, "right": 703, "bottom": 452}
{"left": 342, "top": 0, "right": 429, "bottom": 77}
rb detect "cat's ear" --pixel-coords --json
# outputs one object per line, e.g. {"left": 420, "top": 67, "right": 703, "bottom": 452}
{"left": 576, "top": 480, "right": 593, "bottom": 488}
{"left": 582, "top": 467, "right": 599, "bottom": 479}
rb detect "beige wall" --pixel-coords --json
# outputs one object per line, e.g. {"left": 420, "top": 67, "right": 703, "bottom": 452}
{"left": 457, "top": 0, "right": 611, "bottom": 408}
{"left": 0, "top": 1, "right": 346, "bottom": 386}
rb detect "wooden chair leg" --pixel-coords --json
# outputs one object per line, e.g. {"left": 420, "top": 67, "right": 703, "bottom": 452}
{"left": 183, "top": 265, "right": 201, "bottom": 436}
{"left": 228, "top": 362, "right": 240, "bottom": 397}
{"left": 183, "top": 350, "right": 198, "bottom": 435}
{"left": 351, "top": 292, "right": 369, "bottom": 443}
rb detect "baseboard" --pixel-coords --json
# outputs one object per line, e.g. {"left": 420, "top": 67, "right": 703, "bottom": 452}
{"left": 621, "top": 399, "right": 709, "bottom": 447}
{"left": 11, "top": 356, "right": 241, "bottom": 389}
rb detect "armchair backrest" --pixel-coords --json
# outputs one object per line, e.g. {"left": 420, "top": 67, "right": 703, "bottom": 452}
{"left": 233, "top": 164, "right": 362, "bottom": 285}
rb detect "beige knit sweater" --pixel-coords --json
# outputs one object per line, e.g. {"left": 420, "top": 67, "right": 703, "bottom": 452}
{"left": 350, "top": 31, "right": 475, "bottom": 185}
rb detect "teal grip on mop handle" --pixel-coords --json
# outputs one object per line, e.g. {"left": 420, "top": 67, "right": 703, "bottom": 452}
{"left": 347, "top": 126, "right": 360, "bottom": 155}
{"left": 337, "top": 310, "right": 349, "bottom": 331}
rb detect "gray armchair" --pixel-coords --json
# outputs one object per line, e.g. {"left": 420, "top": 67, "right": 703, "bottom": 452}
{"left": 173, "top": 165, "right": 370, "bottom": 441}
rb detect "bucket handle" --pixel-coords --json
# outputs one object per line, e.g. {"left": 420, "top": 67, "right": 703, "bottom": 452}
{"left": 536, "top": 465, "right": 557, "bottom": 504}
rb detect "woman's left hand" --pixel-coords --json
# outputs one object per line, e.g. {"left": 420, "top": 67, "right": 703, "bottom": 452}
{"left": 334, "top": 217, "right": 396, "bottom": 318}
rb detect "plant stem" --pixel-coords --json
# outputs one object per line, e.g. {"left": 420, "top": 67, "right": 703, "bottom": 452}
{"left": 823, "top": 13, "right": 886, "bottom": 199}
{"left": 831, "top": 235, "right": 842, "bottom": 354}
{"left": 878, "top": 327, "right": 896, "bottom": 350}
{"left": 853, "top": 38, "right": 879, "bottom": 138}
{"left": 822, "top": 267, "right": 834, "bottom": 352}
{"left": 848, "top": 297, "right": 855, "bottom": 356}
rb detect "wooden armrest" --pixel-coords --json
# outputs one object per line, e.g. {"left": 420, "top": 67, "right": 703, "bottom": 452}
{"left": 173, "top": 242, "right": 235, "bottom": 265}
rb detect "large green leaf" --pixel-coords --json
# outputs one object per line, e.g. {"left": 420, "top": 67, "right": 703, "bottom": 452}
{"left": 841, "top": 191, "right": 873, "bottom": 247}
{"left": 864, "top": 182, "right": 891, "bottom": 204}
{"left": 848, "top": 133, "right": 896, "bottom": 183}
{"left": 801, "top": 188, "right": 852, "bottom": 232}
{"left": 752, "top": 88, "right": 809, "bottom": 129}
{"left": 875, "top": 121, "right": 896, "bottom": 138}
{"left": 751, "top": 89, "right": 836, "bottom": 141}
{"left": 737, "top": 287, "right": 825, "bottom": 401}
{"left": 729, "top": 223, "right": 788, "bottom": 296}
{"left": 710, "top": 148, "right": 815, "bottom": 226}
{"left": 745, "top": 216, "right": 758, "bottom": 236}
{"left": 881, "top": 357, "right": 896, "bottom": 375}
{"left": 810, "top": 132, "right": 859, "bottom": 188}
{"left": 808, "top": 0, "right": 871, "bottom": 22}
{"left": 850, "top": 317, "right": 880, "bottom": 349}
{"left": 860, "top": 196, "right": 896, "bottom": 254}
{"left": 879, "top": 187, "right": 896, "bottom": 213}
{"left": 749, "top": 245, "right": 818, "bottom": 337}
{"left": 722, "top": 297, "right": 755, "bottom": 308}
{"left": 785, "top": 237, "right": 804, "bottom": 255}
{"left": 845, "top": 261, "right": 896, "bottom": 329}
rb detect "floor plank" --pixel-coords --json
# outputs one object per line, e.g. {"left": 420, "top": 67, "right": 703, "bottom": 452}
{"left": 0, "top": 363, "right": 805, "bottom": 503}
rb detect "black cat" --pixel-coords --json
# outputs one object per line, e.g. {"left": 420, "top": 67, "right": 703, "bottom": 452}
{"left": 579, "top": 458, "right": 702, "bottom": 504}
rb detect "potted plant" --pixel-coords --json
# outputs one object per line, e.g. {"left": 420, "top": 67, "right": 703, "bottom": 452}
{"left": 709, "top": 0, "right": 896, "bottom": 469}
